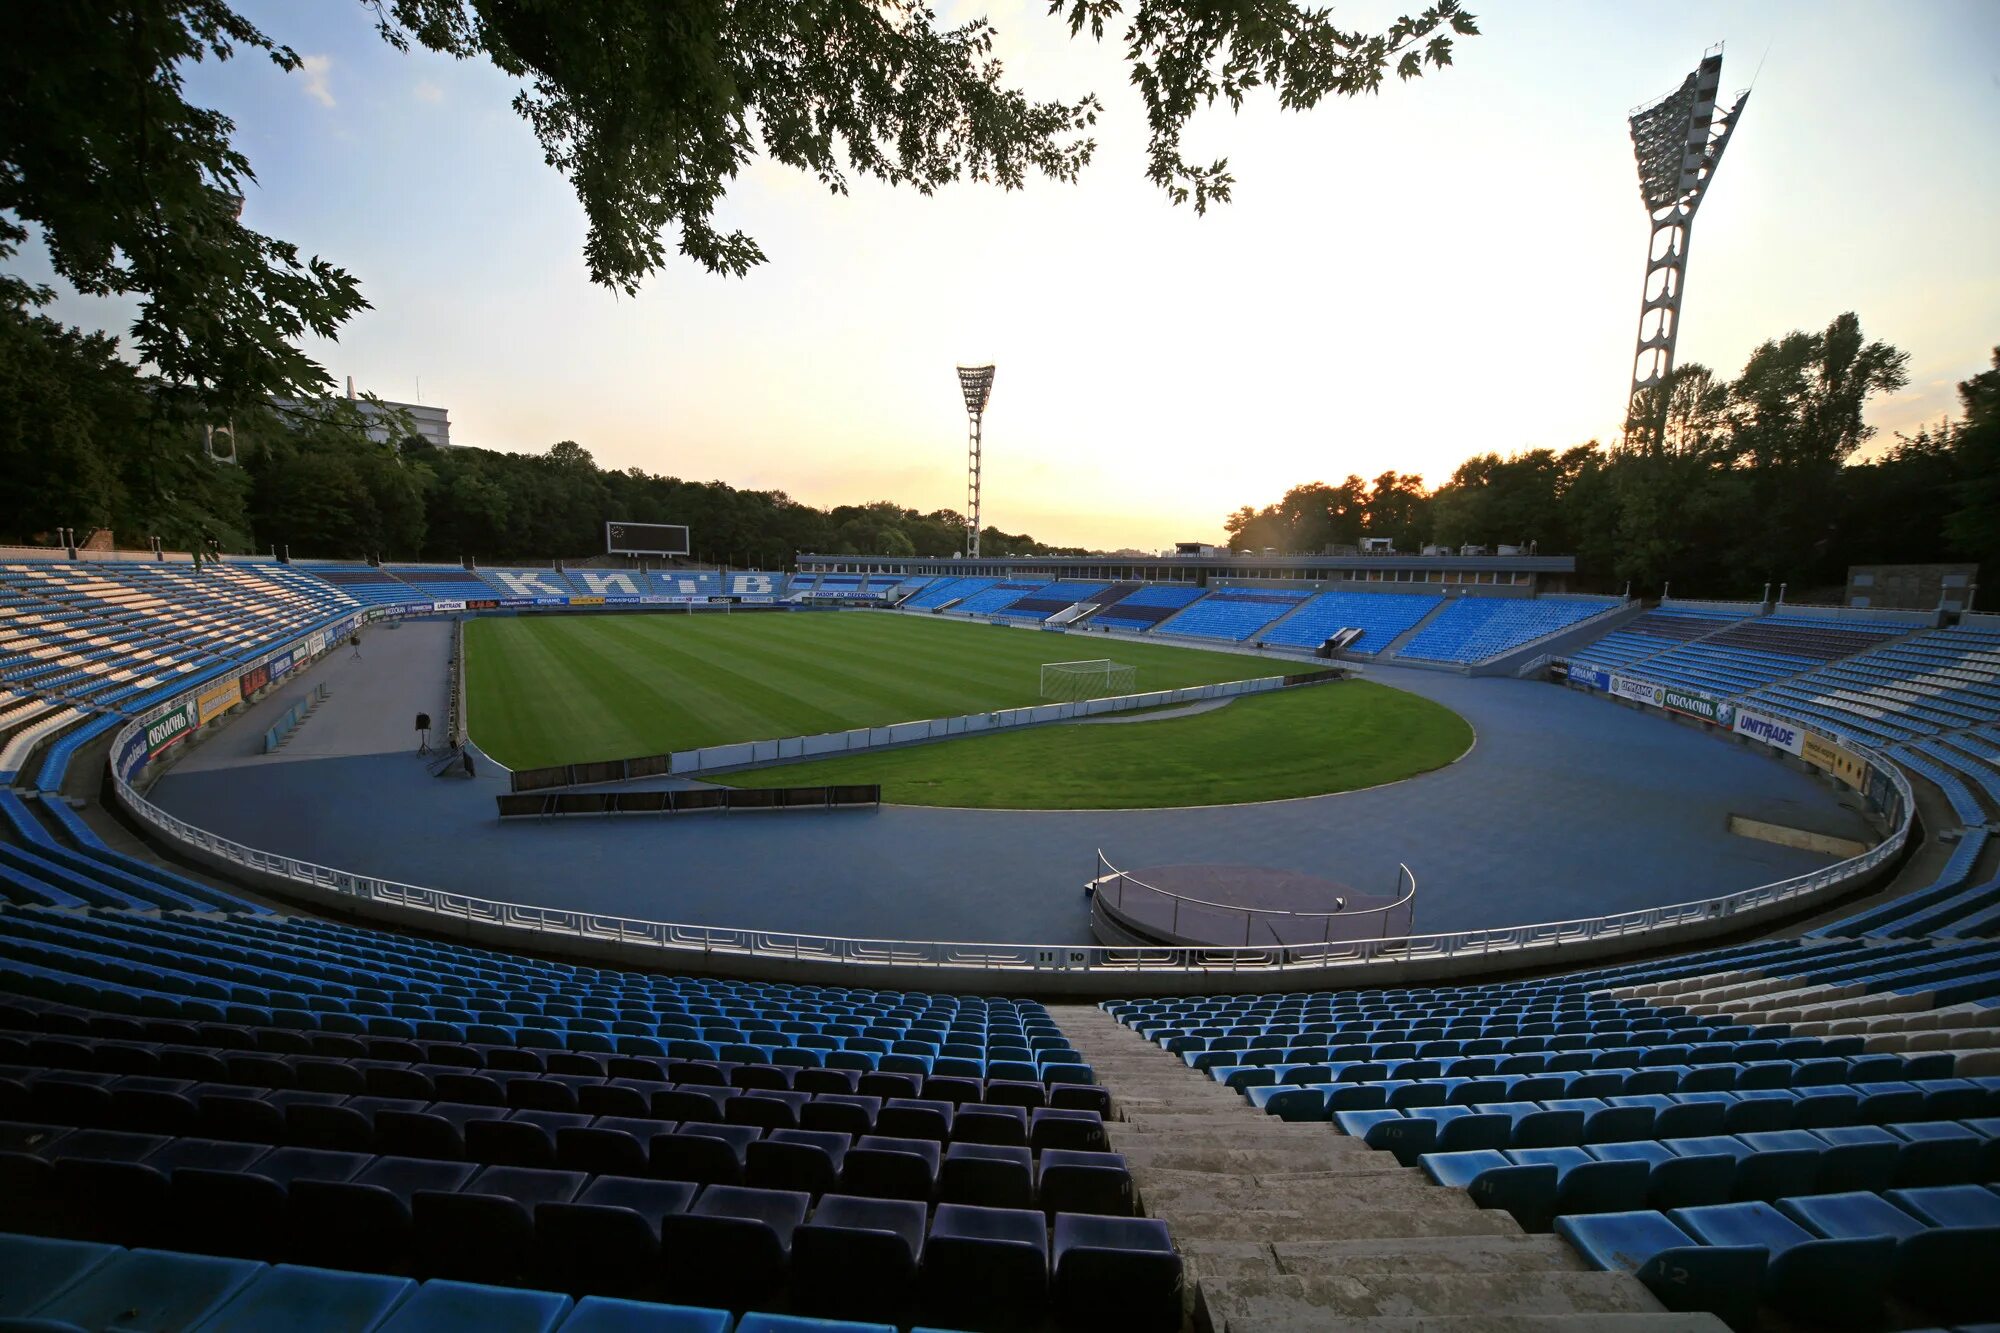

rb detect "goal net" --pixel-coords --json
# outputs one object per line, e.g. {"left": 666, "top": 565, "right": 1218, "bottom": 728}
{"left": 1039, "top": 659, "right": 1137, "bottom": 702}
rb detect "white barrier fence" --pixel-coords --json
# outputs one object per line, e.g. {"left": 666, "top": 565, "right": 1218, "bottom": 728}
{"left": 664, "top": 676, "right": 1289, "bottom": 777}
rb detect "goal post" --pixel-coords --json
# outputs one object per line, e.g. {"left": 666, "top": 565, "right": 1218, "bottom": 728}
{"left": 1039, "top": 659, "right": 1137, "bottom": 702}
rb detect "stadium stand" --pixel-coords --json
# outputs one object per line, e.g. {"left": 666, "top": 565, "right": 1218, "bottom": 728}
{"left": 474, "top": 568, "right": 577, "bottom": 600}
{"left": 1086, "top": 584, "right": 1203, "bottom": 631}
{"left": 650, "top": 570, "right": 723, "bottom": 599}
{"left": 1596, "top": 614, "right": 1920, "bottom": 699}
{"left": 1256, "top": 589, "right": 1443, "bottom": 656}
{"left": 1153, "top": 588, "right": 1312, "bottom": 641}
{"left": 383, "top": 566, "right": 500, "bottom": 602}
{"left": 994, "top": 582, "right": 1114, "bottom": 621}
{"left": 0, "top": 910, "right": 1163, "bottom": 1330}
{"left": 297, "top": 564, "right": 435, "bottom": 607}
{"left": 949, "top": 581, "right": 1047, "bottom": 617}
{"left": 1568, "top": 607, "right": 1747, "bottom": 673}
{"left": 724, "top": 572, "right": 787, "bottom": 599}
{"left": 1396, "top": 598, "right": 1620, "bottom": 665}
{"left": 901, "top": 576, "right": 994, "bottom": 610}
{"left": 1741, "top": 623, "right": 2000, "bottom": 747}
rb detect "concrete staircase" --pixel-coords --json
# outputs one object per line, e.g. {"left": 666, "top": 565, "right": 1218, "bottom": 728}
{"left": 1049, "top": 1005, "right": 1728, "bottom": 1332}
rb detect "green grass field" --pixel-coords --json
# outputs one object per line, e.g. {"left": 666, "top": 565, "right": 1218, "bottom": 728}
{"left": 728, "top": 680, "right": 1471, "bottom": 808}
{"left": 465, "top": 611, "right": 1471, "bottom": 807}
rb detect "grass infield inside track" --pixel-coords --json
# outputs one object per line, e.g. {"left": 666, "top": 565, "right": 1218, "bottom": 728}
{"left": 466, "top": 610, "right": 1471, "bottom": 807}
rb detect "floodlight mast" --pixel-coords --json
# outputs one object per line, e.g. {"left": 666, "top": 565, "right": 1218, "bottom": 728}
{"left": 1626, "top": 47, "right": 1748, "bottom": 439}
{"left": 956, "top": 365, "right": 996, "bottom": 558}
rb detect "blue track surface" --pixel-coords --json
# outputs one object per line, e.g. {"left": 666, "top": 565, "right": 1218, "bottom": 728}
{"left": 149, "top": 620, "right": 1876, "bottom": 946}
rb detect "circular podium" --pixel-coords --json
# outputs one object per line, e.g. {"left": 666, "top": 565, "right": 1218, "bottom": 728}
{"left": 1088, "top": 861, "right": 1414, "bottom": 949}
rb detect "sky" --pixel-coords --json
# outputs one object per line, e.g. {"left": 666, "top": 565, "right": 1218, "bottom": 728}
{"left": 29, "top": 0, "right": 2000, "bottom": 551}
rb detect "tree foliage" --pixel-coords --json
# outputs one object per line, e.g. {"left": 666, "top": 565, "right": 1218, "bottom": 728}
{"left": 1225, "top": 315, "right": 1992, "bottom": 599}
{"left": 2, "top": 0, "right": 1478, "bottom": 406}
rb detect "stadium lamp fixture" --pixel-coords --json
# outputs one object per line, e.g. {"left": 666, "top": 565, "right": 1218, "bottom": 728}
{"left": 1626, "top": 46, "right": 1748, "bottom": 433}
{"left": 956, "top": 365, "right": 996, "bottom": 559}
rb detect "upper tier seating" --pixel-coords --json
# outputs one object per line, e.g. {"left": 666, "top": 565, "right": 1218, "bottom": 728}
{"left": 1088, "top": 585, "right": 1202, "bottom": 630}
{"left": 1154, "top": 589, "right": 1311, "bottom": 641}
{"left": 298, "top": 564, "right": 434, "bottom": 606}
{"left": 903, "top": 578, "right": 995, "bottom": 611}
{"left": 1569, "top": 608, "right": 1747, "bottom": 672}
{"left": 382, "top": 566, "right": 499, "bottom": 601}
{"left": 1743, "top": 625, "right": 2000, "bottom": 747}
{"left": 1257, "top": 590, "right": 1442, "bottom": 656}
{"left": 993, "top": 582, "right": 1114, "bottom": 620}
{"left": 723, "top": 572, "right": 786, "bottom": 599}
{"left": 949, "top": 582, "right": 1045, "bottom": 617}
{"left": 1601, "top": 614, "right": 1920, "bottom": 699}
{"left": 468, "top": 568, "right": 575, "bottom": 600}
{"left": 649, "top": 570, "right": 723, "bottom": 599}
{"left": 1397, "top": 598, "right": 1618, "bottom": 664}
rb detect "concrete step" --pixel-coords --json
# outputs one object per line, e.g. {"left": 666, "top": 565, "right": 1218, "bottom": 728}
{"left": 1193, "top": 1271, "right": 1669, "bottom": 1328}
{"left": 1165, "top": 1207, "right": 1526, "bottom": 1242}
{"left": 1270, "top": 1234, "right": 1591, "bottom": 1277}
{"left": 1114, "top": 1145, "right": 1411, "bottom": 1176}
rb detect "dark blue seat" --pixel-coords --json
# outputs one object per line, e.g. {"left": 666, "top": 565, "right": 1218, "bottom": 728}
{"left": 0, "top": 1233, "right": 118, "bottom": 1318}
{"left": 746, "top": 1128, "right": 850, "bottom": 1196}
{"left": 939, "top": 1142, "right": 1035, "bottom": 1209}
{"left": 32, "top": 1247, "right": 264, "bottom": 1331}
{"left": 658, "top": 1184, "right": 810, "bottom": 1310}
{"left": 789, "top": 1192, "right": 927, "bottom": 1323}
{"left": 1037, "top": 1149, "right": 1134, "bottom": 1218}
{"left": 1052, "top": 1213, "right": 1181, "bottom": 1333}
{"left": 651, "top": 1125, "right": 759, "bottom": 1187}
{"left": 1671, "top": 1200, "right": 1896, "bottom": 1325}
{"left": 374, "top": 1278, "right": 573, "bottom": 1331}
{"left": 1555, "top": 1210, "right": 1764, "bottom": 1327}
{"left": 841, "top": 1135, "right": 940, "bottom": 1202}
{"left": 195, "top": 1263, "right": 418, "bottom": 1332}
{"left": 922, "top": 1202, "right": 1049, "bottom": 1331}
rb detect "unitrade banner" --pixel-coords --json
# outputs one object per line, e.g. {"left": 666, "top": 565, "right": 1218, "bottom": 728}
{"left": 1662, "top": 685, "right": 1734, "bottom": 727}
{"left": 1733, "top": 708, "right": 1805, "bottom": 756}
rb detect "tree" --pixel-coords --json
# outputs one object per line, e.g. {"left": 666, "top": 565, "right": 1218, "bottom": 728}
{"left": 1944, "top": 349, "right": 2000, "bottom": 578}
{"left": 4, "top": 1, "right": 1477, "bottom": 406}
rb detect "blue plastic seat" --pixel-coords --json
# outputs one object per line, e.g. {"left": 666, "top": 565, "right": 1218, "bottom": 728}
{"left": 32, "top": 1247, "right": 264, "bottom": 1332}
{"left": 556, "top": 1297, "right": 732, "bottom": 1332}
{"left": 1671, "top": 1200, "right": 1896, "bottom": 1324}
{"left": 375, "top": 1279, "right": 574, "bottom": 1332}
{"left": 789, "top": 1193, "right": 927, "bottom": 1323}
{"left": 194, "top": 1263, "right": 417, "bottom": 1333}
{"left": 1555, "top": 1210, "right": 1764, "bottom": 1327}
{"left": 658, "top": 1184, "right": 810, "bottom": 1310}
{"left": 0, "top": 1233, "right": 118, "bottom": 1318}
{"left": 921, "top": 1203, "right": 1049, "bottom": 1330}
{"left": 1052, "top": 1213, "right": 1181, "bottom": 1333}
{"left": 1779, "top": 1189, "right": 2000, "bottom": 1322}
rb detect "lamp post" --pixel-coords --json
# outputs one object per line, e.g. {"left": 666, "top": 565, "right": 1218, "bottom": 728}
{"left": 956, "top": 365, "right": 996, "bottom": 559}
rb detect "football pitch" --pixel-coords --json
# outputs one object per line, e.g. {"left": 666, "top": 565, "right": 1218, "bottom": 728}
{"left": 465, "top": 610, "right": 1472, "bottom": 806}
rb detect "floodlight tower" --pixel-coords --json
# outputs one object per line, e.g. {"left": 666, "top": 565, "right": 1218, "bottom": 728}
{"left": 1626, "top": 47, "right": 1749, "bottom": 437}
{"left": 956, "top": 365, "right": 996, "bottom": 558}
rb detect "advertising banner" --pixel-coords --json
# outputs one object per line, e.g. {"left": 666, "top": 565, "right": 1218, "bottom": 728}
{"left": 1610, "top": 674, "right": 1665, "bottom": 707}
{"left": 115, "top": 723, "right": 150, "bottom": 780}
{"left": 197, "top": 677, "right": 242, "bottom": 724}
{"left": 497, "top": 597, "right": 538, "bottom": 608}
{"left": 739, "top": 595, "right": 775, "bottom": 605}
{"left": 268, "top": 650, "right": 295, "bottom": 681}
{"left": 605, "top": 595, "right": 646, "bottom": 605}
{"left": 1733, "top": 708, "right": 1805, "bottom": 756}
{"left": 1803, "top": 733, "right": 1869, "bottom": 788}
{"left": 465, "top": 599, "right": 498, "bottom": 611}
{"left": 237, "top": 664, "right": 270, "bottom": 697}
{"left": 145, "top": 699, "right": 199, "bottom": 759}
{"left": 432, "top": 599, "right": 467, "bottom": 613}
{"left": 307, "top": 631, "right": 327, "bottom": 657}
{"left": 532, "top": 597, "right": 569, "bottom": 607}
{"left": 1568, "top": 663, "right": 1612, "bottom": 691}
{"left": 568, "top": 596, "right": 605, "bottom": 607}
{"left": 1662, "top": 685, "right": 1733, "bottom": 726}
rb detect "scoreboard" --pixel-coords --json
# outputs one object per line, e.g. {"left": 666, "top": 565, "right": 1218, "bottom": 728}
{"left": 605, "top": 522, "right": 690, "bottom": 556}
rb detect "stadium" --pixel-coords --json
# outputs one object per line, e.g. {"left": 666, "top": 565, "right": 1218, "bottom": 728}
{"left": 2, "top": 9, "right": 1998, "bottom": 1333}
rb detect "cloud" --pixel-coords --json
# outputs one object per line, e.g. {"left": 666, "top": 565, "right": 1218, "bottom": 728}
{"left": 414, "top": 79, "right": 444, "bottom": 104}
{"left": 297, "top": 54, "right": 335, "bottom": 108}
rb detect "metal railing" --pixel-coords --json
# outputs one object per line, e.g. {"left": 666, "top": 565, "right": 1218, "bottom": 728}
{"left": 1090, "top": 851, "right": 1417, "bottom": 947}
{"left": 110, "top": 725, "right": 1914, "bottom": 977}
